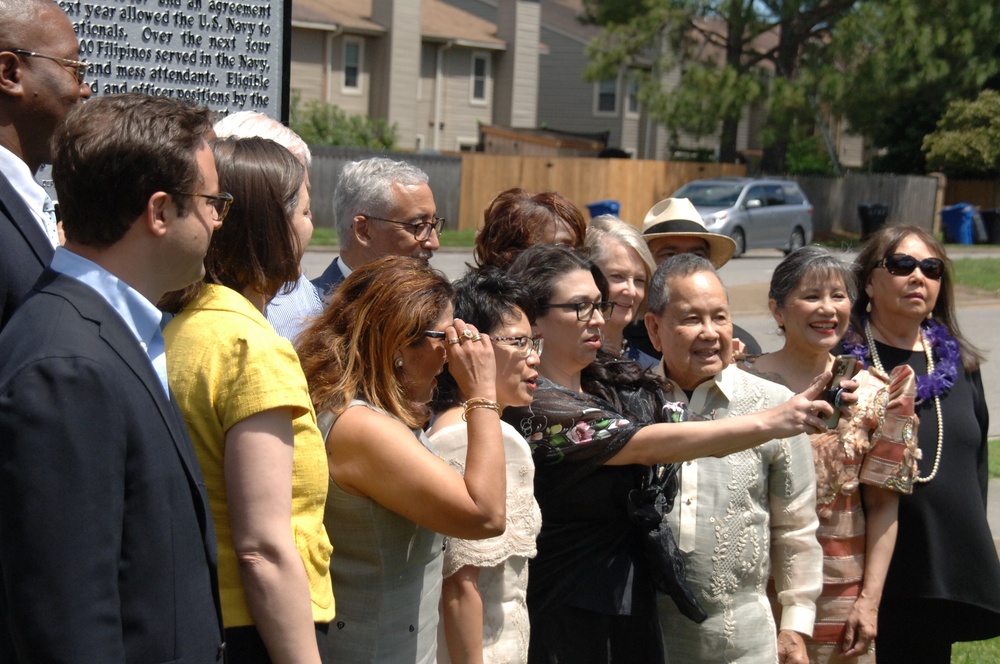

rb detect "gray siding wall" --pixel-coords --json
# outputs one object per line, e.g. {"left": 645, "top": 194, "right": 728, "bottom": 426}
{"left": 371, "top": 0, "right": 421, "bottom": 146}
{"left": 537, "top": 27, "right": 623, "bottom": 147}
{"left": 494, "top": 0, "right": 540, "bottom": 128}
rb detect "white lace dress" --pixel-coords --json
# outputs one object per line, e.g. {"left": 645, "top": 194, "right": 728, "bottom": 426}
{"left": 431, "top": 419, "right": 542, "bottom": 664}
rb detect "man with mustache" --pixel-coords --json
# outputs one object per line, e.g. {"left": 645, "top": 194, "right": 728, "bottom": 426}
{"left": 312, "top": 157, "right": 443, "bottom": 300}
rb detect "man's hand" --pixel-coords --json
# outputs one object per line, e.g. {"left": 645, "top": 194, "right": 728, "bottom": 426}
{"left": 777, "top": 629, "right": 809, "bottom": 664}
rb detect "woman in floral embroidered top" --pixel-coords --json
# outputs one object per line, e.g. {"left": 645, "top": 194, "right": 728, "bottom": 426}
{"left": 739, "top": 246, "right": 920, "bottom": 663}
{"left": 501, "top": 244, "right": 839, "bottom": 664}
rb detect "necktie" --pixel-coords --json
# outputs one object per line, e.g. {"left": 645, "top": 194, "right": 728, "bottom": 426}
{"left": 41, "top": 195, "right": 60, "bottom": 247}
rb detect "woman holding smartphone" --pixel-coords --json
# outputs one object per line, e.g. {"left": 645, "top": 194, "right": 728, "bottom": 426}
{"left": 739, "top": 247, "right": 920, "bottom": 663}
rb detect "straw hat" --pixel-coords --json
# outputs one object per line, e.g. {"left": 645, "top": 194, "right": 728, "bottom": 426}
{"left": 641, "top": 197, "right": 737, "bottom": 268}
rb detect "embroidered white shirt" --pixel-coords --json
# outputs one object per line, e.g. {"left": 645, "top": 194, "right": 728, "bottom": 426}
{"left": 655, "top": 363, "right": 822, "bottom": 664}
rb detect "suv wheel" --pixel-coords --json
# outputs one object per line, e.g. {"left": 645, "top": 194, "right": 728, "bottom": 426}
{"left": 785, "top": 228, "right": 805, "bottom": 255}
{"left": 731, "top": 228, "right": 746, "bottom": 258}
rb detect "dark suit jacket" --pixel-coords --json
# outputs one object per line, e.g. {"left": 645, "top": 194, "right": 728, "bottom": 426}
{"left": 0, "top": 270, "right": 225, "bottom": 662}
{"left": 311, "top": 255, "right": 347, "bottom": 300}
{"left": 0, "top": 169, "right": 54, "bottom": 331}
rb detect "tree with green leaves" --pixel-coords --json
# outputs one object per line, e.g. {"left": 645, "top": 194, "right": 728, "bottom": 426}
{"left": 582, "top": 0, "right": 857, "bottom": 171}
{"left": 823, "top": 0, "right": 1000, "bottom": 174}
{"left": 922, "top": 90, "right": 1000, "bottom": 178}
{"left": 289, "top": 92, "right": 398, "bottom": 150}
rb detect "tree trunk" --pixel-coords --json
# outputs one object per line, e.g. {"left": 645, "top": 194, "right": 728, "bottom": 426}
{"left": 719, "top": 116, "right": 739, "bottom": 163}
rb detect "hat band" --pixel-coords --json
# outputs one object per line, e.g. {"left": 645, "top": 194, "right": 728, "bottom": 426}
{"left": 643, "top": 219, "right": 706, "bottom": 235}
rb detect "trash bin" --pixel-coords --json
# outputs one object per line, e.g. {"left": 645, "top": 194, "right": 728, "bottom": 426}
{"left": 857, "top": 203, "right": 890, "bottom": 239}
{"left": 586, "top": 200, "right": 620, "bottom": 219}
{"left": 980, "top": 209, "right": 1000, "bottom": 245}
{"left": 940, "top": 203, "right": 976, "bottom": 245}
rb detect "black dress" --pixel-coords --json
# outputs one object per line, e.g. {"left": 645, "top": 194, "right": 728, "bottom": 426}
{"left": 869, "top": 341, "right": 1000, "bottom": 660}
{"left": 502, "top": 377, "right": 663, "bottom": 664}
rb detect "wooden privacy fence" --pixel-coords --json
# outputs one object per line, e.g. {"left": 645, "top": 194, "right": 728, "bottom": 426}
{"left": 456, "top": 155, "right": 744, "bottom": 230}
{"left": 306, "top": 146, "right": 744, "bottom": 231}
{"left": 797, "top": 173, "right": 940, "bottom": 236}
{"left": 944, "top": 179, "right": 1000, "bottom": 209}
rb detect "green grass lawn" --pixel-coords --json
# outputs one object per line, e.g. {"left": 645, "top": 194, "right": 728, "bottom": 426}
{"left": 952, "top": 636, "right": 1000, "bottom": 662}
{"left": 952, "top": 257, "right": 1000, "bottom": 294}
{"left": 309, "top": 227, "right": 477, "bottom": 248}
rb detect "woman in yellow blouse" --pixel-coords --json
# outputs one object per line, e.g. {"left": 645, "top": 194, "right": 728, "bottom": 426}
{"left": 162, "top": 137, "right": 333, "bottom": 663}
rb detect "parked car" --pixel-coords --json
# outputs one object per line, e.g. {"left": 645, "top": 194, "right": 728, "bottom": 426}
{"left": 671, "top": 177, "right": 814, "bottom": 257}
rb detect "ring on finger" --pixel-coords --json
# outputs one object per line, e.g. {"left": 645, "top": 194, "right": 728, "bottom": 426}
{"left": 462, "top": 329, "right": 475, "bottom": 340}
{"left": 447, "top": 337, "right": 460, "bottom": 345}
{"left": 833, "top": 388, "right": 846, "bottom": 408}
{"left": 471, "top": 333, "right": 482, "bottom": 342}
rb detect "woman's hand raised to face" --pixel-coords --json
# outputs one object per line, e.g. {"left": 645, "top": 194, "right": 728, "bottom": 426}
{"left": 445, "top": 319, "right": 498, "bottom": 402}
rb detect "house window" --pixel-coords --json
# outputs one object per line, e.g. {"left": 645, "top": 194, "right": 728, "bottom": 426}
{"left": 627, "top": 77, "right": 640, "bottom": 116}
{"left": 343, "top": 38, "right": 362, "bottom": 93}
{"left": 596, "top": 78, "right": 617, "bottom": 114}
{"left": 471, "top": 52, "right": 489, "bottom": 104}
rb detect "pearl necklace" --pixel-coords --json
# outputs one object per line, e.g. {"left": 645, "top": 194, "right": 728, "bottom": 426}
{"left": 865, "top": 321, "right": 943, "bottom": 483}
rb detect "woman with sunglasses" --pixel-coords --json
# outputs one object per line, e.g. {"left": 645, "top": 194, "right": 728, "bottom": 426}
{"left": 740, "top": 247, "right": 920, "bottom": 663}
{"left": 842, "top": 225, "right": 1000, "bottom": 661}
{"left": 296, "top": 256, "right": 505, "bottom": 664}
{"left": 162, "top": 137, "right": 332, "bottom": 663}
{"left": 502, "top": 244, "right": 836, "bottom": 664}
{"left": 429, "top": 267, "right": 543, "bottom": 664}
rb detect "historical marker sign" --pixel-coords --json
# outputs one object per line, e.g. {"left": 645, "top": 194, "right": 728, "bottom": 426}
{"left": 56, "top": 0, "right": 290, "bottom": 120}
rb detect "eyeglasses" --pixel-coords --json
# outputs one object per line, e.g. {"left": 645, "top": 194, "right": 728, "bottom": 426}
{"left": 493, "top": 335, "right": 544, "bottom": 357}
{"left": 363, "top": 214, "right": 445, "bottom": 241}
{"left": 542, "top": 300, "right": 615, "bottom": 322}
{"left": 878, "top": 253, "right": 945, "bottom": 281}
{"left": 423, "top": 330, "right": 447, "bottom": 339}
{"left": 171, "top": 191, "right": 234, "bottom": 222}
{"left": 10, "top": 49, "right": 89, "bottom": 84}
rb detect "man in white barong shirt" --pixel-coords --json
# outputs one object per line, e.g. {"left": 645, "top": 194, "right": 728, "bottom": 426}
{"left": 644, "top": 253, "right": 822, "bottom": 664}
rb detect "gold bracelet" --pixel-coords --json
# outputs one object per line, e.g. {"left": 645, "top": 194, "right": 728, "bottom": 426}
{"left": 461, "top": 398, "right": 501, "bottom": 421}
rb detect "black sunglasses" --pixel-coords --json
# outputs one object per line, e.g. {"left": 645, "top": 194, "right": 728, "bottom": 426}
{"left": 878, "top": 253, "right": 944, "bottom": 280}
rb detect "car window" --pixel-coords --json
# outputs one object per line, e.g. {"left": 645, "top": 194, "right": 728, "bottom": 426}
{"left": 782, "top": 184, "right": 805, "bottom": 205}
{"left": 744, "top": 185, "right": 765, "bottom": 206}
{"left": 673, "top": 183, "right": 743, "bottom": 207}
{"left": 763, "top": 185, "right": 785, "bottom": 206}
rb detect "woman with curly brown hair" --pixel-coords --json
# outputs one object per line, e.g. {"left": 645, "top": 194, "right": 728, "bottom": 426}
{"left": 296, "top": 256, "right": 505, "bottom": 663}
{"left": 474, "top": 187, "right": 587, "bottom": 269}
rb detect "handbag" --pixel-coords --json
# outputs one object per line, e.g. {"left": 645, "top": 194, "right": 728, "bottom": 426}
{"left": 626, "top": 463, "right": 708, "bottom": 624}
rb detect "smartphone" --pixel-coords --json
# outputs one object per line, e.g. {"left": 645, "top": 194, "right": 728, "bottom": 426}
{"left": 823, "top": 355, "right": 856, "bottom": 428}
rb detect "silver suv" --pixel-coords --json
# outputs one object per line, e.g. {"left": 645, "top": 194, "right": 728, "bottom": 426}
{"left": 671, "top": 177, "right": 814, "bottom": 257}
